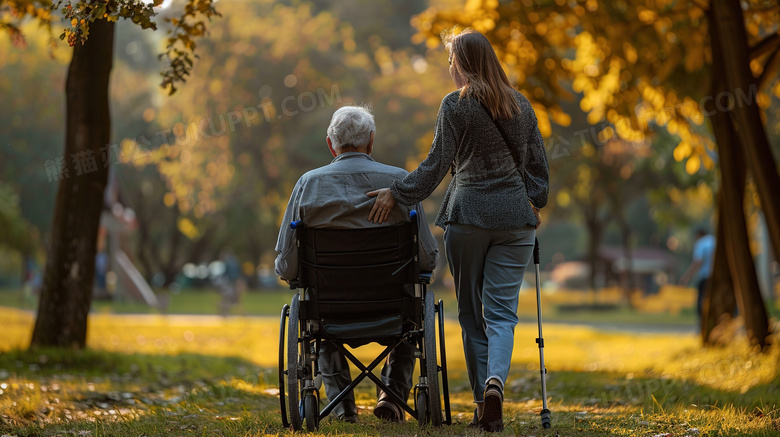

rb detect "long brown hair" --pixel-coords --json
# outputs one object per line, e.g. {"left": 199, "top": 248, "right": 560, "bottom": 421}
{"left": 443, "top": 28, "right": 520, "bottom": 120}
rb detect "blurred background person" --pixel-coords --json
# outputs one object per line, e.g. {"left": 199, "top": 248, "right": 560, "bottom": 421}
{"left": 218, "top": 249, "right": 242, "bottom": 316}
{"left": 680, "top": 228, "right": 716, "bottom": 325}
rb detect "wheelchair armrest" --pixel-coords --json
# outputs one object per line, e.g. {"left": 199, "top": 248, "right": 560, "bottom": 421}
{"left": 418, "top": 272, "right": 433, "bottom": 285}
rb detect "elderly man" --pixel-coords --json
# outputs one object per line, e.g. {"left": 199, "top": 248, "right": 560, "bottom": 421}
{"left": 275, "top": 105, "right": 439, "bottom": 423}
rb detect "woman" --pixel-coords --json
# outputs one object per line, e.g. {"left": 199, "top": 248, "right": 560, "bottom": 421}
{"left": 367, "top": 28, "right": 549, "bottom": 432}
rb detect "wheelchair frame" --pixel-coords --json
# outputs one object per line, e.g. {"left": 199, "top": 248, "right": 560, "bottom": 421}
{"left": 277, "top": 211, "right": 451, "bottom": 431}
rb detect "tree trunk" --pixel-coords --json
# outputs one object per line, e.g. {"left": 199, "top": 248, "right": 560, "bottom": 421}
{"left": 708, "top": 1, "right": 770, "bottom": 348}
{"left": 711, "top": 0, "right": 780, "bottom": 267}
{"left": 21, "top": 251, "right": 30, "bottom": 289}
{"left": 133, "top": 192, "right": 155, "bottom": 282}
{"left": 701, "top": 191, "right": 738, "bottom": 345}
{"left": 188, "top": 224, "right": 217, "bottom": 265}
{"left": 159, "top": 206, "right": 182, "bottom": 287}
{"left": 712, "top": 115, "right": 769, "bottom": 347}
{"left": 136, "top": 220, "right": 154, "bottom": 282}
{"left": 584, "top": 208, "right": 603, "bottom": 291}
{"left": 246, "top": 237, "right": 261, "bottom": 288}
{"left": 30, "top": 19, "right": 115, "bottom": 349}
{"left": 616, "top": 213, "right": 635, "bottom": 306}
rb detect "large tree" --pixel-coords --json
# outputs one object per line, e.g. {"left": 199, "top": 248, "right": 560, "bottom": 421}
{"left": 2, "top": 0, "right": 219, "bottom": 348}
{"left": 414, "top": 0, "right": 779, "bottom": 347}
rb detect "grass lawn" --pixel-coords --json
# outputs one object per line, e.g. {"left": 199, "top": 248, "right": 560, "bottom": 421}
{"left": 5, "top": 286, "right": 764, "bottom": 330}
{"left": 1, "top": 304, "right": 779, "bottom": 436}
{"left": 0, "top": 287, "right": 295, "bottom": 317}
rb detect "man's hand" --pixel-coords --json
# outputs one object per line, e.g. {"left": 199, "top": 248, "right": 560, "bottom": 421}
{"left": 679, "top": 260, "right": 701, "bottom": 286}
{"left": 367, "top": 188, "right": 395, "bottom": 224}
{"left": 679, "top": 270, "right": 694, "bottom": 287}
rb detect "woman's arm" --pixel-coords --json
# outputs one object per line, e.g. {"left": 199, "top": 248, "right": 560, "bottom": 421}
{"left": 524, "top": 109, "right": 549, "bottom": 210}
{"left": 393, "top": 98, "right": 461, "bottom": 204}
{"left": 368, "top": 96, "right": 462, "bottom": 224}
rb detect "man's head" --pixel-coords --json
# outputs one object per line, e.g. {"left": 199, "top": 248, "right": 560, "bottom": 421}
{"left": 326, "top": 105, "right": 375, "bottom": 157}
{"left": 695, "top": 228, "right": 709, "bottom": 239}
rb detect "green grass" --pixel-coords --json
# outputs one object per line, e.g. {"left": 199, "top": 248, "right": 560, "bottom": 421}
{"left": 1, "top": 306, "right": 779, "bottom": 436}
{"left": 3, "top": 286, "right": 754, "bottom": 329}
{"left": 0, "top": 287, "right": 295, "bottom": 316}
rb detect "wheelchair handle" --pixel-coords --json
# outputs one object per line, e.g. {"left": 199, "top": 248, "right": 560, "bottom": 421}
{"left": 290, "top": 220, "right": 303, "bottom": 230}
{"left": 533, "top": 237, "right": 540, "bottom": 265}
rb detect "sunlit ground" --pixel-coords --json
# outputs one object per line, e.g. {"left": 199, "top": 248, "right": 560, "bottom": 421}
{"left": 1, "top": 304, "right": 779, "bottom": 436}
{"left": 4, "top": 285, "right": 747, "bottom": 325}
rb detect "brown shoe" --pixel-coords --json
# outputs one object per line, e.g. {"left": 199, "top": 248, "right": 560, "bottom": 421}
{"left": 374, "top": 399, "right": 404, "bottom": 422}
{"left": 478, "top": 383, "right": 504, "bottom": 432}
{"left": 338, "top": 413, "right": 359, "bottom": 423}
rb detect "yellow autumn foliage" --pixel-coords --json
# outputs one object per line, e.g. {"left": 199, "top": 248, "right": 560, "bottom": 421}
{"left": 412, "top": 0, "right": 779, "bottom": 179}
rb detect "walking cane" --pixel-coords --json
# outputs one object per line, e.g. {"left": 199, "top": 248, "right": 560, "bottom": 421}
{"left": 534, "top": 238, "right": 552, "bottom": 428}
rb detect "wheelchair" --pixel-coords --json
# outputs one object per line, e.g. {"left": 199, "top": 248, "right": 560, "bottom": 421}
{"left": 278, "top": 211, "right": 451, "bottom": 431}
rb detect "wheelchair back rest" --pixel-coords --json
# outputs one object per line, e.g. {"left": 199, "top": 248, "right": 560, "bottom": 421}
{"left": 296, "top": 222, "right": 419, "bottom": 320}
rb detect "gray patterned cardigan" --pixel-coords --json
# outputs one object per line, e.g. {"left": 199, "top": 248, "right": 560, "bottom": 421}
{"left": 390, "top": 89, "right": 549, "bottom": 230}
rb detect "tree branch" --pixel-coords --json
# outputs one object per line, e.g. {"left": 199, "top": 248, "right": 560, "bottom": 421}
{"left": 742, "top": 3, "right": 780, "bottom": 14}
{"left": 758, "top": 48, "right": 780, "bottom": 89}
{"left": 750, "top": 31, "right": 780, "bottom": 60}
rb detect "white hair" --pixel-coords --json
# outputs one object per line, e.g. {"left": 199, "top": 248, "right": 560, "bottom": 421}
{"left": 327, "top": 105, "right": 375, "bottom": 151}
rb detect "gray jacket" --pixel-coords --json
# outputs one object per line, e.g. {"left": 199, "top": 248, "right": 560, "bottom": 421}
{"left": 390, "top": 90, "right": 549, "bottom": 230}
{"left": 275, "top": 152, "right": 439, "bottom": 280}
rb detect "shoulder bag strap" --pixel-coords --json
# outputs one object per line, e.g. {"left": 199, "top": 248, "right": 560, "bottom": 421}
{"left": 477, "top": 100, "right": 522, "bottom": 173}
{"left": 450, "top": 99, "right": 524, "bottom": 176}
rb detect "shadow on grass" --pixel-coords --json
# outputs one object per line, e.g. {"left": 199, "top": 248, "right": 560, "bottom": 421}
{"left": 0, "top": 348, "right": 259, "bottom": 382}
{"left": 503, "top": 367, "right": 780, "bottom": 436}
{"left": 0, "top": 348, "right": 277, "bottom": 434}
{"left": 539, "top": 369, "right": 780, "bottom": 410}
{"left": 1, "top": 347, "right": 779, "bottom": 436}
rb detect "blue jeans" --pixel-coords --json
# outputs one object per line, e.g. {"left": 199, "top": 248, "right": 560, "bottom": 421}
{"left": 445, "top": 224, "right": 535, "bottom": 402}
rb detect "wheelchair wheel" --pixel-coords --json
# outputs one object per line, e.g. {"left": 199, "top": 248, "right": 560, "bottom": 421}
{"left": 304, "top": 393, "right": 318, "bottom": 431}
{"left": 416, "top": 388, "right": 429, "bottom": 425}
{"left": 423, "top": 291, "right": 443, "bottom": 426}
{"left": 278, "top": 304, "right": 290, "bottom": 428}
{"left": 286, "top": 294, "right": 303, "bottom": 430}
